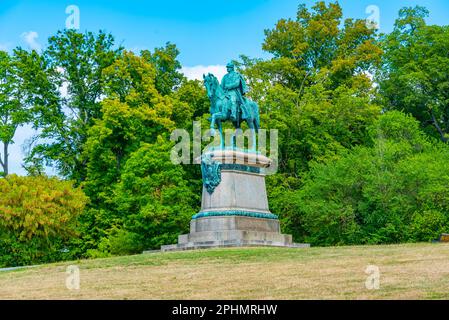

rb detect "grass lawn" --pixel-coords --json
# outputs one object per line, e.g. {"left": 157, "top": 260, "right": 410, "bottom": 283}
{"left": 0, "top": 243, "right": 448, "bottom": 300}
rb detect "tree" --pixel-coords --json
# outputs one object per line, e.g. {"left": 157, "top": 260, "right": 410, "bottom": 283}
{"left": 79, "top": 51, "right": 188, "bottom": 254}
{"left": 83, "top": 51, "right": 175, "bottom": 204}
{"left": 0, "top": 51, "right": 31, "bottom": 176}
{"left": 247, "top": 1, "right": 382, "bottom": 93}
{"left": 13, "top": 48, "right": 62, "bottom": 175}
{"left": 141, "top": 42, "right": 184, "bottom": 96}
{"left": 379, "top": 6, "right": 449, "bottom": 142}
{"left": 82, "top": 138, "right": 198, "bottom": 257}
{"left": 171, "top": 78, "right": 210, "bottom": 128}
{"left": 111, "top": 138, "right": 198, "bottom": 253}
{"left": 21, "top": 30, "right": 123, "bottom": 182}
{"left": 236, "top": 1, "right": 382, "bottom": 176}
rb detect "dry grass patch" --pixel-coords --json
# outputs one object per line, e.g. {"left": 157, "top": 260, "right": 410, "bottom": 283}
{"left": 0, "top": 243, "right": 448, "bottom": 299}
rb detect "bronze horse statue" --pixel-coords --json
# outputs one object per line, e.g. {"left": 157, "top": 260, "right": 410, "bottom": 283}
{"left": 203, "top": 73, "right": 260, "bottom": 149}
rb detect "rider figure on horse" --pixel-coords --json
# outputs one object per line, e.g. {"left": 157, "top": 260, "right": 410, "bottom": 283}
{"left": 221, "top": 62, "right": 250, "bottom": 123}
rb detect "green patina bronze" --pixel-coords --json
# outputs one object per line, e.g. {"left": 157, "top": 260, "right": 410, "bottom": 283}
{"left": 203, "top": 63, "right": 261, "bottom": 150}
{"left": 199, "top": 65, "right": 267, "bottom": 222}
{"left": 201, "top": 154, "right": 261, "bottom": 195}
{"left": 200, "top": 66, "right": 263, "bottom": 197}
{"left": 221, "top": 62, "right": 249, "bottom": 123}
{"left": 200, "top": 153, "right": 221, "bottom": 194}
{"left": 192, "top": 210, "right": 278, "bottom": 220}
{"left": 220, "top": 163, "right": 260, "bottom": 174}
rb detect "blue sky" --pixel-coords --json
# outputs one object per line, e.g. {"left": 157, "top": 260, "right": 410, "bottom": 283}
{"left": 2, "top": 0, "right": 449, "bottom": 66}
{"left": 1, "top": 0, "right": 449, "bottom": 175}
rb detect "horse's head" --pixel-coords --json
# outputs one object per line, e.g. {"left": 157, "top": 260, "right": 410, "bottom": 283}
{"left": 203, "top": 73, "right": 219, "bottom": 100}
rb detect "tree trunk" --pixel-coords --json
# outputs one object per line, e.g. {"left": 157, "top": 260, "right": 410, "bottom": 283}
{"left": 430, "top": 110, "right": 448, "bottom": 143}
{"left": 3, "top": 142, "right": 8, "bottom": 176}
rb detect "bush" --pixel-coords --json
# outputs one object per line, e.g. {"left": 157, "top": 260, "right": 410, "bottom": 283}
{"left": 407, "top": 210, "right": 448, "bottom": 242}
{"left": 0, "top": 175, "right": 88, "bottom": 267}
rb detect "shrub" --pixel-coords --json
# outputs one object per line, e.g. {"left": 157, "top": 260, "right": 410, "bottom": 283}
{"left": 0, "top": 175, "right": 88, "bottom": 267}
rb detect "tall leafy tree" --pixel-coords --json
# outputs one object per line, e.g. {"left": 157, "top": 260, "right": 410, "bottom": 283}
{"left": 13, "top": 48, "right": 62, "bottom": 176}
{"left": 79, "top": 51, "right": 179, "bottom": 253}
{"left": 0, "top": 51, "right": 31, "bottom": 176}
{"left": 84, "top": 51, "right": 175, "bottom": 202}
{"left": 379, "top": 6, "right": 449, "bottom": 142}
{"left": 22, "top": 30, "right": 123, "bottom": 181}
{"left": 237, "top": 1, "right": 382, "bottom": 176}
{"left": 110, "top": 138, "right": 198, "bottom": 253}
{"left": 141, "top": 42, "right": 184, "bottom": 96}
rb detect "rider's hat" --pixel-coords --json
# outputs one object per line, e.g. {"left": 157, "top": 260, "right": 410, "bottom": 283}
{"left": 226, "top": 62, "right": 235, "bottom": 69}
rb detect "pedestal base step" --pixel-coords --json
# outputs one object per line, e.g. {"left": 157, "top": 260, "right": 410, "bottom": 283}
{"left": 158, "top": 229, "right": 309, "bottom": 252}
{"left": 151, "top": 216, "right": 310, "bottom": 253}
{"left": 160, "top": 240, "right": 310, "bottom": 252}
{"left": 182, "top": 229, "right": 293, "bottom": 243}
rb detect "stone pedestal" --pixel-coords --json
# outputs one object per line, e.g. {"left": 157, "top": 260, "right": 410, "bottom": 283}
{"left": 160, "top": 150, "right": 309, "bottom": 252}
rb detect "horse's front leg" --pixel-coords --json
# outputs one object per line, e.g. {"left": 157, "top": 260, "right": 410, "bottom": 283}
{"left": 242, "top": 119, "right": 257, "bottom": 152}
{"left": 210, "top": 113, "right": 217, "bottom": 136}
{"left": 211, "top": 113, "right": 225, "bottom": 145}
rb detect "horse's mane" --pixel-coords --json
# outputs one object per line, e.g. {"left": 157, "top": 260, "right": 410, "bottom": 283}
{"left": 206, "top": 73, "right": 219, "bottom": 87}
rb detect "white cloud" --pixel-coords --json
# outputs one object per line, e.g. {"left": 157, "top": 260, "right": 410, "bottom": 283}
{"left": 21, "top": 31, "right": 41, "bottom": 51}
{"left": 181, "top": 65, "right": 227, "bottom": 82}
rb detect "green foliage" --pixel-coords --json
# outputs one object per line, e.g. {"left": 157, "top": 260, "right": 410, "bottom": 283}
{"left": 84, "top": 138, "right": 198, "bottom": 257}
{"left": 379, "top": 6, "right": 449, "bottom": 142}
{"left": 113, "top": 138, "right": 198, "bottom": 250}
{"left": 293, "top": 111, "right": 449, "bottom": 245}
{"left": 0, "top": 50, "right": 32, "bottom": 176}
{"left": 408, "top": 210, "right": 447, "bottom": 242}
{"left": 171, "top": 79, "right": 210, "bottom": 128}
{"left": 258, "top": 1, "right": 382, "bottom": 91}
{"left": 0, "top": 175, "right": 88, "bottom": 267}
{"left": 238, "top": 1, "right": 382, "bottom": 175}
{"left": 141, "top": 42, "right": 184, "bottom": 96}
{"left": 266, "top": 174, "right": 306, "bottom": 241}
{"left": 78, "top": 50, "right": 199, "bottom": 256}
{"left": 83, "top": 52, "right": 175, "bottom": 205}
{"left": 85, "top": 227, "right": 143, "bottom": 258}
{"left": 5, "top": 2, "right": 449, "bottom": 266}
{"left": 20, "top": 30, "right": 123, "bottom": 181}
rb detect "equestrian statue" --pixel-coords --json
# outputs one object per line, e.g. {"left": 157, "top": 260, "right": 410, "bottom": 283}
{"left": 203, "top": 62, "right": 260, "bottom": 150}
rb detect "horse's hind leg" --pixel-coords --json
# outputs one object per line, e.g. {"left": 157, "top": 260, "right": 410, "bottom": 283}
{"left": 231, "top": 121, "right": 241, "bottom": 149}
{"left": 218, "top": 120, "right": 224, "bottom": 149}
{"left": 247, "top": 120, "right": 257, "bottom": 152}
